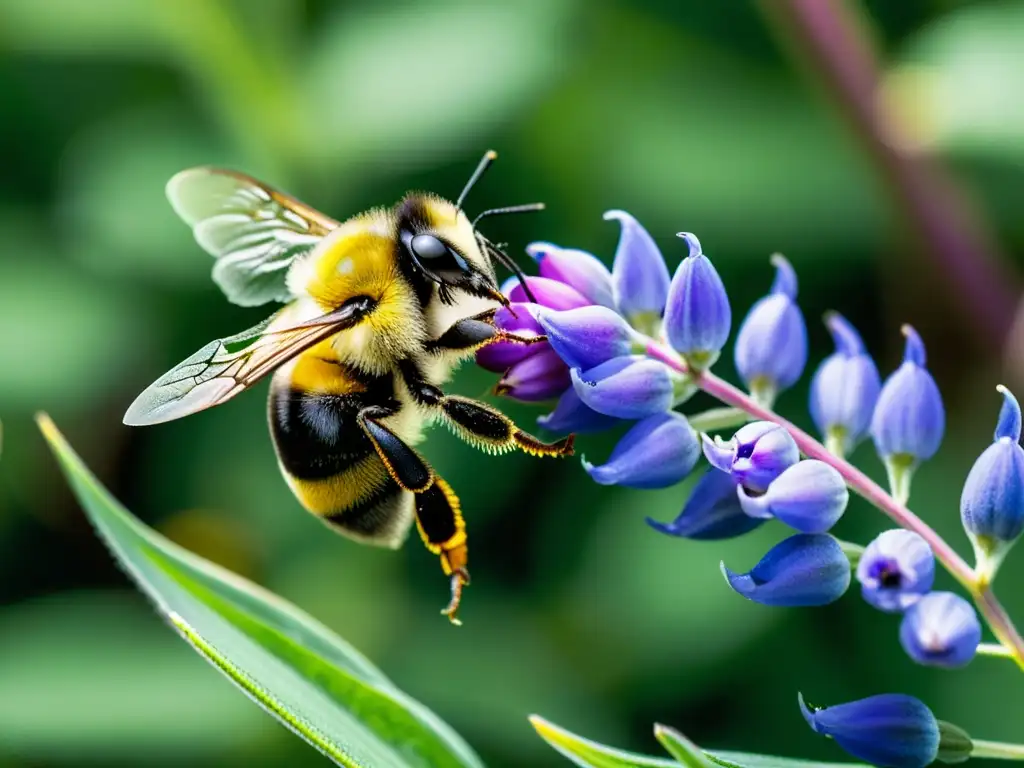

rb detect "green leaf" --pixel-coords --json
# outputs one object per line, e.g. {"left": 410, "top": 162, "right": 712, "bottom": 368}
{"left": 530, "top": 715, "right": 678, "bottom": 768}
{"left": 37, "top": 414, "right": 483, "bottom": 768}
{"left": 654, "top": 725, "right": 712, "bottom": 768}
{"left": 530, "top": 716, "right": 866, "bottom": 768}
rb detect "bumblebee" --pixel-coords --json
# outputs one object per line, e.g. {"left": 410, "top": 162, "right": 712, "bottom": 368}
{"left": 124, "top": 152, "right": 573, "bottom": 623}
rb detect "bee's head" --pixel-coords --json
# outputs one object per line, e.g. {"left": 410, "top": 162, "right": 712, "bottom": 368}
{"left": 395, "top": 194, "right": 507, "bottom": 307}
{"left": 395, "top": 151, "right": 545, "bottom": 306}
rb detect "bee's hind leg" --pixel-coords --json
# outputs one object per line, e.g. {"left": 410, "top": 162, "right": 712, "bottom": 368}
{"left": 356, "top": 406, "right": 470, "bottom": 624}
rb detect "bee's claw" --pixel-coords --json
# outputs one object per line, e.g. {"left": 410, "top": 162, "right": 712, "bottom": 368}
{"left": 441, "top": 568, "right": 470, "bottom": 625}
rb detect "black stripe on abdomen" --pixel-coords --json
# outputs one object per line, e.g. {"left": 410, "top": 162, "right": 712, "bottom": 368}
{"left": 269, "top": 387, "right": 376, "bottom": 480}
{"left": 323, "top": 478, "right": 407, "bottom": 539}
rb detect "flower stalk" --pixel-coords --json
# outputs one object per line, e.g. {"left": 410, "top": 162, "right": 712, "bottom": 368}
{"left": 645, "top": 340, "right": 1024, "bottom": 670}
{"left": 970, "top": 740, "right": 1024, "bottom": 761}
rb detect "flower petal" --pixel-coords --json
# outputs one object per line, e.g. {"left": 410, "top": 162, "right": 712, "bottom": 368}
{"left": 856, "top": 529, "right": 934, "bottom": 613}
{"left": 537, "top": 387, "right": 620, "bottom": 435}
{"left": 605, "top": 210, "right": 671, "bottom": 322}
{"left": 899, "top": 592, "right": 981, "bottom": 668}
{"left": 537, "top": 305, "right": 635, "bottom": 371}
{"left": 507, "top": 277, "right": 591, "bottom": 310}
{"left": 800, "top": 693, "right": 940, "bottom": 768}
{"left": 570, "top": 356, "right": 673, "bottom": 419}
{"left": 497, "top": 348, "right": 570, "bottom": 402}
{"left": 722, "top": 533, "right": 850, "bottom": 606}
{"left": 738, "top": 460, "right": 849, "bottom": 534}
{"left": 647, "top": 469, "right": 764, "bottom": 540}
{"left": 584, "top": 412, "right": 699, "bottom": 489}
{"left": 527, "top": 242, "right": 616, "bottom": 309}
{"left": 663, "top": 233, "right": 731, "bottom": 368}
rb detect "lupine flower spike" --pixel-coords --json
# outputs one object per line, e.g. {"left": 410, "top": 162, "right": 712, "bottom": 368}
{"left": 856, "top": 529, "right": 935, "bottom": 613}
{"left": 870, "top": 325, "right": 945, "bottom": 505}
{"left": 663, "top": 232, "right": 731, "bottom": 371}
{"left": 721, "top": 533, "right": 850, "bottom": 607}
{"left": 809, "top": 312, "right": 881, "bottom": 457}
{"left": 899, "top": 591, "right": 981, "bottom": 669}
{"left": 960, "top": 385, "right": 1024, "bottom": 584}
{"left": 734, "top": 254, "right": 807, "bottom": 406}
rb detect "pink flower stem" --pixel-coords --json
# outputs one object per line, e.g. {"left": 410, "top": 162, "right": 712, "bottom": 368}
{"left": 647, "top": 342, "right": 1024, "bottom": 669}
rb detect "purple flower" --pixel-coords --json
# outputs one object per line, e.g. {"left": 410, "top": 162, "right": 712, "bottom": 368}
{"left": 537, "top": 305, "right": 637, "bottom": 371}
{"left": 961, "top": 385, "right": 1024, "bottom": 571}
{"left": 734, "top": 255, "right": 808, "bottom": 401}
{"left": 702, "top": 421, "right": 799, "bottom": 493}
{"left": 495, "top": 347, "right": 571, "bottom": 402}
{"left": 570, "top": 356, "right": 674, "bottom": 420}
{"left": 870, "top": 325, "right": 945, "bottom": 464}
{"left": 737, "top": 460, "right": 849, "bottom": 534}
{"left": 856, "top": 529, "right": 934, "bottom": 613}
{"left": 537, "top": 387, "right": 619, "bottom": 435}
{"left": 647, "top": 469, "right": 765, "bottom": 540}
{"left": 663, "top": 232, "right": 731, "bottom": 370}
{"left": 584, "top": 412, "right": 699, "bottom": 489}
{"left": 721, "top": 533, "right": 851, "bottom": 607}
{"left": 800, "top": 693, "right": 939, "bottom": 768}
{"left": 605, "top": 210, "right": 671, "bottom": 330}
{"left": 809, "top": 312, "right": 882, "bottom": 454}
{"left": 526, "top": 242, "right": 616, "bottom": 309}
{"left": 506, "top": 276, "right": 592, "bottom": 310}
{"left": 899, "top": 592, "right": 981, "bottom": 669}
{"left": 476, "top": 304, "right": 544, "bottom": 373}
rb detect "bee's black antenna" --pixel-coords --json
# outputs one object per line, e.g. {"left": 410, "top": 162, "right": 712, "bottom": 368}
{"left": 472, "top": 202, "right": 545, "bottom": 229}
{"left": 456, "top": 150, "right": 498, "bottom": 212}
{"left": 480, "top": 235, "right": 539, "bottom": 304}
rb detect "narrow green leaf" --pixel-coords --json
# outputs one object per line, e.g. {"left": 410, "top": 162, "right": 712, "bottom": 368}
{"left": 654, "top": 725, "right": 712, "bottom": 768}
{"left": 38, "top": 414, "right": 483, "bottom": 768}
{"left": 530, "top": 716, "right": 865, "bottom": 768}
{"left": 529, "top": 715, "right": 678, "bottom": 768}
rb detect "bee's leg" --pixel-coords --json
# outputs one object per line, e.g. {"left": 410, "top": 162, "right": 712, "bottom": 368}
{"left": 414, "top": 475, "right": 470, "bottom": 625}
{"left": 399, "top": 362, "right": 574, "bottom": 457}
{"left": 356, "top": 406, "right": 470, "bottom": 623}
{"left": 426, "top": 309, "right": 545, "bottom": 354}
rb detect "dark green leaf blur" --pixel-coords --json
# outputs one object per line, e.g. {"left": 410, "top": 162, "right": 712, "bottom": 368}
{"left": 1, "top": 1, "right": 1022, "bottom": 766}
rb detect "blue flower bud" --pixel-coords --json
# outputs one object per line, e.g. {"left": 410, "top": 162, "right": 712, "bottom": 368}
{"left": 604, "top": 210, "right": 671, "bottom": 332}
{"left": 870, "top": 325, "right": 945, "bottom": 465}
{"left": 647, "top": 469, "right": 765, "bottom": 540}
{"left": 737, "top": 460, "right": 849, "bottom": 534}
{"left": 570, "top": 356, "right": 674, "bottom": 420}
{"left": 899, "top": 591, "right": 981, "bottom": 669}
{"left": 800, "top": 693, "right": 939, "bottom": 768}
{"left": 960, "top": 385, "right": 1024, "bottom": 577}
{"left": 584, "top": 412, "right": 699, "bottom": 489}
{"left": 734, "top": 255, "right": 808, "bottom": 401}
{"left": 721, "top": 533, "right": 850, "bottom": 607}
{"left": 856, "top": 529, "right": 935, "bottom": 613}
{"left": 537, "top": 387, "right": 619, "bottom": 435}
{"left": 702, "top": 421, "right": 799, "bottom": 492}
{"left": 809, "top": 312, "right": 882, "bottom": 454}
{"left": 526, "top": 242, "right": 616, "bottom": 309}
{"left": 537, "top": 306, "right": 638, "bottom": 371}
{"left": 662, "top": 232, "right": 731, "bottom": 370}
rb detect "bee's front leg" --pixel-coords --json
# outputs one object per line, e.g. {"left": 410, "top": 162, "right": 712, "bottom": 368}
{"left": 426, "top": 309, "right": 545, "bottom": 354}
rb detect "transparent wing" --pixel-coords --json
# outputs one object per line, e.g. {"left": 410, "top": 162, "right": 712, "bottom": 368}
{"left": 168, "top": 168, "right": 339, "bottom": 307}
{"left": 124, "top": 299, "right": 373, "bottom": 426}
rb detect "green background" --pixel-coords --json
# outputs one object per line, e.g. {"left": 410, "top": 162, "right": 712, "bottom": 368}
{"left": 1, "top": 1, "right": 1022, "bottom": 765}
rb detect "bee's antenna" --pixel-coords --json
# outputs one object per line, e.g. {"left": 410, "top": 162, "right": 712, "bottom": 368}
{"left": 456, "top": 150, "right": 498, "bottom": 212}
{"left": 482, "top": 236, "right": 538, "bottom": 304}
{"left": 471, "top": 202, "right": 545, "bottom": 229}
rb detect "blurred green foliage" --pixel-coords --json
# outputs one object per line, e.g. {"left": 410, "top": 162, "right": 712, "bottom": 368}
{"left": 2, "top": 1, "right": 1024, "bottom": 767}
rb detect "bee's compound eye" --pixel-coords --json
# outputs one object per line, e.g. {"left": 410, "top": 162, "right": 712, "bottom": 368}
{"left": 410, "top": 234, "right": 449, "bottom": 261}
